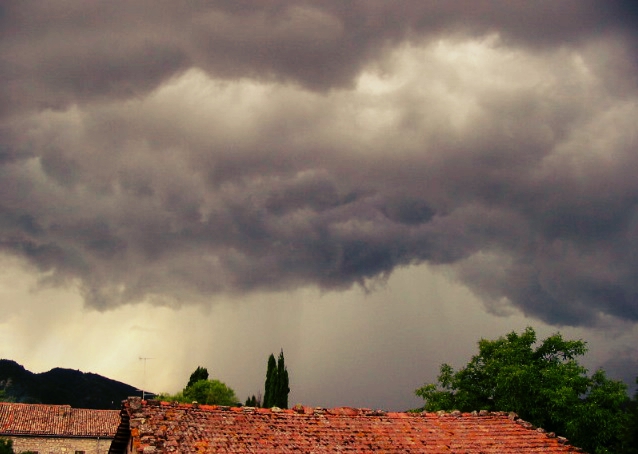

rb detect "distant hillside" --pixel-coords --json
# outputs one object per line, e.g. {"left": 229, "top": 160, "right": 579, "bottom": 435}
{"left": 0, "top": 359, "right": 147, "bottom": 409}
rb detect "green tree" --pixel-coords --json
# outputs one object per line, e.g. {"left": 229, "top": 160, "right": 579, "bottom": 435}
{"left": 415, "top": 327, "right": 629, "bottom": 454}
{"left": 186, "top": 366, "right": 209, "bottom": 388}
{"left": 158, "top": 367, "right": 237, "bottom": 406}
{"left": 0, "top": 390, "right": 13, "bottom": 403}
{"left": 620, "top": 378, "right": 638, "bottom": 454}
{"left": 263, "top": 350, "right": 290, "bottom": 408}
{"left": 263, "top": 354, "right": 277, "bottom": 408}
{"left": 245, "top": 394, "right": 261, "bottom": 407}
{"left": 276, "top": 350, "right": 290, "bottom": 409}
{"left": 183, "top": 379, "right": 238, "bottom": 406}
{"left": 0, "top": 438, "right": 12, "bottom": 454}
{"left": 155, "top": 390, "right": 186, "bottom": 402}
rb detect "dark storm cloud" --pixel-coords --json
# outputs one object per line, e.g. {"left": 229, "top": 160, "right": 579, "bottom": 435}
{"left": 2, "top": 0, "right": 636, "bottom": 115}
{"left": 1, "top": 1, "right": 638, "bottom": 327}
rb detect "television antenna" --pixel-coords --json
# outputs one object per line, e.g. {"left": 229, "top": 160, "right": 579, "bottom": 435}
{"left": 139, "top": 356, "right": 154, "bottom": 400}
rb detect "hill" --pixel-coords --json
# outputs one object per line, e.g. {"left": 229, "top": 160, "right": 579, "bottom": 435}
{"left": 0, "top": 359, "right": 146, "bottom": 409}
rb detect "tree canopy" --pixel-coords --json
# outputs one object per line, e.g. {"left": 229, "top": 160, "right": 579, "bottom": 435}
{"left": 263, "top": 350, "right": 290, "bottom": 409}
{"left": 620, "top": 378, "right": 638, "bottom": 454}
{"left": 415, "top": 327, "right": 630, "bottom": 454}
{"left": 158, "top": 366, "right": 238, "bottom": 406}
{"left": 183, "top": 379, "right": 237, "bottom": 406}
{"left": 186, "top": 366, "right": 209, "bottom": 388}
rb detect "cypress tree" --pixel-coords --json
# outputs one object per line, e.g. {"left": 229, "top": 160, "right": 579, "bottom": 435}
{"left": 245, "top": 394, "right": 261, "bottom": 407}
{"left": 276, "top": 350, "right": 290, "bottom": 409}
{"left": 263, "top": 350, "right": 290, "bottom": 409}
{"left": 263, "top": 354, "right": 277, "bottom": 408}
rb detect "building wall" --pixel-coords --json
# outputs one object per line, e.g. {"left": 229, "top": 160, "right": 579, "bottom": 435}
{"left": 9, "top": 435, "right": 112, "bottom": 454}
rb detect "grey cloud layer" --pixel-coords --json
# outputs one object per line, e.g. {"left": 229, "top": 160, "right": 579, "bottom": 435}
{"left": 2, "top": 0, "right": 637, "bottom": 111}
{"left": 1, "top": 1, "right": 638, "bottom": 326}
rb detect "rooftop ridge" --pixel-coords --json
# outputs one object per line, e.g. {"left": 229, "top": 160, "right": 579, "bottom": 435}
{"left": 138, "top": 399, "right": 534, "bottom": 422}
{"left": 143, "top": 398, "right": 395, "bottom": 416}
{"left": 0, "top": 401, "right": 118, "bottom": 413}
{"left": 0, "top": 402, "right": 72, "bottom": 409}
{"left": 121, "top": 397, "right": 583, "bottom": 452}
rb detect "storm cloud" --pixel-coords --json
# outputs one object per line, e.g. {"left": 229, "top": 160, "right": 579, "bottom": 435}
{"left": 2, "top": 0, "right": 638, "bottom": 330}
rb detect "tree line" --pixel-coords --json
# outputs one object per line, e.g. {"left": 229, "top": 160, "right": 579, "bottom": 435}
{"left": 153, "top": 327, "right": 638, "bottom": 453}
{"left": 158, "top": 349, "right": 290, "bottom": 409}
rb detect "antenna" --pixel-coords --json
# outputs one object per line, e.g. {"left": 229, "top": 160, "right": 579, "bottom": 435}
{"left": 139, "top": 356, "right": 154, "bottom": 400}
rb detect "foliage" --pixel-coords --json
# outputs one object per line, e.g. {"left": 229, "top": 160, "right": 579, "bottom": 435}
{"left": 276, "top": 350, "right": 290, "bottom": 409}
{"left": 619, "top": 378, "right": 638, "bottom": 454}
{"left": 0, "top": 390, "right": 13, "bottom": 403}
{"left": 415, "top": 327, "right": 630, "bottom": 454}
{"left": 263, "top": 354, "right": 277, "bottom": 408}
{"left": 0, "top": 438, "right": 12, "bottom": 454}
{"left": 183, "top": 379, "right": 238, "bottom": 406}
{"left": 158, "top": 367, "right": 238, "bottom": 406}
{"left": 186, "top": 366, "right": 209, "bottom": 389}
{"left": 155, "top": 391, "right": 185, "bottom": 402}
{"left": 245, "top": 394, "right": 261, "bottom": 407}
{"left": 263, "top": 350, "right": 290, "bottom": 409}
{"left": 0, "top": 436, "right": 36, "bottom": 454}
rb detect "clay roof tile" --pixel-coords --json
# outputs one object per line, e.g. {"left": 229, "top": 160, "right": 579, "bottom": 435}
{"left": 111, "top": 398, "right": 586, "bottom": 453}
{"left": 0, "top": 402, "right": 119, "bottom": 438}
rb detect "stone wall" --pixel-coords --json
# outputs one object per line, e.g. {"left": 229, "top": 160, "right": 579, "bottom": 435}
{"left": 9, "top": 435, "right": 112, "bottom": 454}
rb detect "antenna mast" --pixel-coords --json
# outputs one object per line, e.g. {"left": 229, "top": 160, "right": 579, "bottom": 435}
{"left": 139, "top": 356, "right": 154, "bottom": 400}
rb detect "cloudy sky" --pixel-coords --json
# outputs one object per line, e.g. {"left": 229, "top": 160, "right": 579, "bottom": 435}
{"left": 1, "top": 1, "right": 638, "bottom": 411}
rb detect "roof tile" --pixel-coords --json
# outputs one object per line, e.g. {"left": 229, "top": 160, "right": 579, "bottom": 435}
{"left": 0, "top": 402, "right": 120, "bottom": 438}
{"left": 112, "top": 398, "right": 586, "bottom": 453}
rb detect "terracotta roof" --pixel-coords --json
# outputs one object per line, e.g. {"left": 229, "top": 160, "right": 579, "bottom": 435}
{"left": 0, "top": 402, "right": 120, "bottom": 438}
{"left": 110, "top": 397, "right": 585, "bottom": 453}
